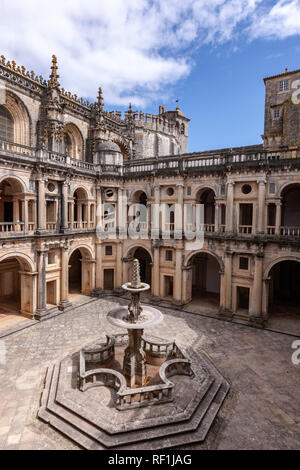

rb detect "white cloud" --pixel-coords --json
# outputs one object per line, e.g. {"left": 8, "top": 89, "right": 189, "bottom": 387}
{"left": 249, "top": 0, "right": 300, "bottom": 40}
{"left": 0, "top": 1, "right": 299, "bottom": 107}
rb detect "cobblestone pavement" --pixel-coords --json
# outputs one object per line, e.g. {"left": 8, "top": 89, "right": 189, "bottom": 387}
{"left": 0, "top": 296, "right": 299, "bottom": 450}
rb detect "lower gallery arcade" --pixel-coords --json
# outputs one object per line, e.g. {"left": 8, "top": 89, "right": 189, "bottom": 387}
{"left": 0, "top": 240, "right": 299, "bottom": 325}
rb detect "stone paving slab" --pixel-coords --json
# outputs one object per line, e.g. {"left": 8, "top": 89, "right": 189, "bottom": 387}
{"left": 0, "top": 296, "right": 299, "bottom": 449}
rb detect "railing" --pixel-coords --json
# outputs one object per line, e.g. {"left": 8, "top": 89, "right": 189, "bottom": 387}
{"left": 267, "top": 226, "right": 276, "bottom": 235}
{"left": 239, "top": 225, "right": 252, "bottom": 234}
{"left": 70, "top": 158, "right": 94, "bottom": 171}
{"left": 280, "top": 226, "right": 300, "bottom": 236}
{"left": 219, "top": 224, "right": 226, "bottom": 233}
{"left": 46, "top": 222, "right": 56, "bottom": 231}
{"left": 0, "top": 222, "right": 24, "bottom": 232}
{"left": 199, "top": 223, "right": 215, "bottom": 233}
{"left": 0, "top": 139, "right": 35, "bottom": 157}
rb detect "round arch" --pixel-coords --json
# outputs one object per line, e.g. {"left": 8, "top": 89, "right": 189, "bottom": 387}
{"left": 112, "top": 138, "right": 129, "bottom": 160}
{"left": 125, "top": 244, "right": 153, "bottom": 261}
{"left": 264, "top": 256, "right": 300, "bottom": 279}
{"left": 184, "top": 249, "right": 224, "bottom": 273}
{"left": 64, "top": 123, "right": 84, "bottom": 160}
{"left": 185, "top": 249, "right": 223, "bottom": 309}
{"left": 126, "top": 245, "right": 153, "bottom": 287}
{"left": 69, "top": 245, "right": 94, "bottom": 260}
{"left": 4, "top": 91, "right": 32, "bottom": 146}
{"left": 0, "top": 252, "right": 34, "bottom": 272}
{"left": 0, "top": 175, "right": 27, "bottom": 194}
{"left": 278, "top": 181, "right": 300, "bottom": 196}
{"left": 192, "top": 184, "right": 217, "bottom": 200}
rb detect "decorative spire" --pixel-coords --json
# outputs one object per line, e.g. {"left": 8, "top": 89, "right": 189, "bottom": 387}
{"left": 98, "top": 87, "right": 104, "bottom": 111}
{"left": 131, "top": 259, "right": 141, "bottom": 289}
{"left": 128, "top": 102, "right": 133, "bottom": 116}
{"left": 49, "top": 54, "right": 60, "bottom": 89}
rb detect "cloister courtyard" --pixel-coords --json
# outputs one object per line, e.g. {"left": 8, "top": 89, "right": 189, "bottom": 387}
{"left": 0, "top": 296, "right": 299, "bottom": 450}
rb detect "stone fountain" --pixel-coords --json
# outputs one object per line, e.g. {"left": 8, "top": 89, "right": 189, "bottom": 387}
{"left": 107, "top": 259, "right": 163, "bottom": 387}
{"left": 38, "top": 259, "right": 230, "bottom": 450}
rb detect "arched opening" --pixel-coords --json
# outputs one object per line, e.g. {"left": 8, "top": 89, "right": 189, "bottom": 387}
{"left": 0, "top": 256, "right": 34, "bottom": 323}
{"left": 189, "top": 252, "right": 220, "bottom": 311}
{"left": 64, "top": 123, "right": 83, "bottom": 160}
{"left": 281, "top": 184, "right": 300, "bottom": 230}
{"left": 0, "top": 177, "right": 25, "bottom": 232}
{"left": 69, "top": 249, "right": 82, "bottom": 296}
{"left": 0, "top": 105, "right": 14, "bottom": 141}
{"left": 73, "top": 188, "right": 88, "bottom": 229}
{"left": 196, "top": 188, "right": 216, "bottom": 232}
{"left": 127, "top": 247, "right": 152, "bottom": 290}
{"left": 68, "top": 247, "right": 94, "bottom": 301}
{"left": 2, "top": 92, "right": 31, "bottom": 146}
{"left": 130, "top": 191, "right": 148, "bottom": 233}
{"left": 268, "top": 260, "right": 300, "bottom": 315}
{"left": 112, "top": 139, "right": 128, "bottom": 160}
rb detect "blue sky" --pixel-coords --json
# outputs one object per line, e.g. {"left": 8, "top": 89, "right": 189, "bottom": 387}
{"left": 0, "top": 0, "right": 299, "bottom": 152}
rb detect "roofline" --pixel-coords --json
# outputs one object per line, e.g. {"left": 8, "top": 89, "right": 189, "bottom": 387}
{"left": 263, "top": 69, "right": 300, "bottom": 83}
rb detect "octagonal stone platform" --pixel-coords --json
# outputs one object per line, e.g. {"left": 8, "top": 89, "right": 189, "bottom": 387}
{"left": 38, "top": 334, "right": 230, "bottom": 450}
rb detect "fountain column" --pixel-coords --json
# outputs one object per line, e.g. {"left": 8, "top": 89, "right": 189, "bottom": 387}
{"left": 123, "top": 259, "right": 147, "bottom": 387}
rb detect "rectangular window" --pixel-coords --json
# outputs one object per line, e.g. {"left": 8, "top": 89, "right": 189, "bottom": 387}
{"left": 48, "top": 251, "right": 56, "bottom": 265}
{"left": 187, "top": 186, "right": 191, "bottom": 196}
{"left": 221, "top": 185, "right": 226, "bottom": 196}
{"left": 105, "top": 245, "right": 113, "bottom": 256}
{"left": 166, "top": 250, "right": 173, "bottom": 261}
{"left": 279, "top": 80, "right": 288, "bottom": 92}
{"left": 239, "top": 257, "right": 249, "bottom": 271}
{"left": 269, "top": 183, "right": 275, "bottom": 194}
{"left": 274, "top": 109, "right": 280, "bottom": 119}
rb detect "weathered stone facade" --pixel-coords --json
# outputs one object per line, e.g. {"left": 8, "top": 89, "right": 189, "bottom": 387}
{"left": 0, "top": 56, "right": 299, "bottom": 327}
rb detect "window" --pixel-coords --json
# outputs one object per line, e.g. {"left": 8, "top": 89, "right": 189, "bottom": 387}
{"left": 105, "top": 245, "right": 113, "bottom": 256}
{"left": 269, "top": 183, "right": 275, "bottom": 194}
{"left": 274, "top": 109, "right": 280, "bottom": 119}
{"left": 167, "top": 187, "right": 174, "bottom": 196}
{"left": 180, "top": 123, "right": 185, "bottom": 135}
{"left": 242, "top": 184, "right": 252, "bottom": 195}
{"left": 221, "top": 185, "right": 226, "bottom": 196}
{"left": 48, "top": 251, "right": 56, "bottom": 265}
{"left": 0, "top": 105, "right": 13, "bottom": 142}
{"left": 166, "top": 250, "right": 173, "bottom": 261}
{"left": 187, "top": 186, "right": 191, "bottom": 196}
{"left": 239, "top": 257, "right": 249, "bottom": 270}
{"left": 279, "top": 80, "right": 288, "bottom": 92}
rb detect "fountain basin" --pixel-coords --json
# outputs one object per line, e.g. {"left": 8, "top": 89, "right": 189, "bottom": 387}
{"left": 107, "top": 305, "right": 163, "bottom": 329}
{"left": 122, "top": 282, "right": 150, "bottom": 293}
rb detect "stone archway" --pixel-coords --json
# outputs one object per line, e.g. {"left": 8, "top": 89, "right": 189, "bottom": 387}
{"left": 268, "top": 259, "right": 300, "bottom": 315}
{"left": 185, "top": 250, "right": 222, "bottom": 311}
{"left": 0, "top": 254, "right": 35, "bottom": 318}
{"left": 68, "top": 246, "right": 95, "bottom": 298}
{"left": 126, "top": 246, "right": 153, "bottom": 292}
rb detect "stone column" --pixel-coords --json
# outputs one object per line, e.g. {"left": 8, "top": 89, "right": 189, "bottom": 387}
{"left": 95, "top": 241, "right": 103, "bottom": 290}
{"left": 37, "top": 179, "right": 46, "bottom": 232}
{"left": 214, "top": 202, "right": 220, "bottom": 232}
{"left": 174, "top": 244, "right": 183, "bottom": 303}
{"left": 61, "top": 181, "right": 69, "bottom": 231}
{"left": 117, "top": 187, "right": 127, "bottom": 238}
{"left": 257, "top": 181, "right": 266, "bottom": 233}
{"left": 36, "top": 250, "right": 48, "bottom": 319}
{"left": 175, "top": 184, "right": 184, "bottom": 239}
{"left": 152, "top": 246, "right": 160, "bottom": 298}
{"left": 59, "top": 246, "right": 71, "bottom": 310}
{"left": 225, "top": 182, "right": 234, "bottom": 232}
{"left": 116, "top": 242, "right": 123, "bottom": 289}
{"left": 23, "top": 199, "right": 29, "bottom": 232}
{"left": 96, "top": 188, "right": 102, "bottom": 230}
{"left": 70, "top": 200, "right": 74, "bottom": 230}
{"left": 275, "top": 201, "right": 282, "bottom": 235}
{"left": 224, "top": 251, "right": 233, "bottom": 312}
{"left": 152, "top": 185, "right": 160, "bottom": 238}
{"left": 249, "top": 253, "right": 264, "bottom": 318}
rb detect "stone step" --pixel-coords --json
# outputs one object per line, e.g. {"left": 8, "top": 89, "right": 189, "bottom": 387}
{"left": 38, "top": 361, "right": 228, "bottom": 449}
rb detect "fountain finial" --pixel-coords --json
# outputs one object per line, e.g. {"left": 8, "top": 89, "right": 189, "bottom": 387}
{"left": 131, "top": 258, "right": 141, "bottom": 289}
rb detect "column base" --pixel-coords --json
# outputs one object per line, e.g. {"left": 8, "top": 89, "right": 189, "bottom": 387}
{"left": 58, "top": 300, "right": 72, "bottom": 311}
{"left": 149, "top": 295, "right": 161, "bottom": 304}
{"left": 248, "top": 316, "right": 266, "bottom": 328}
{"left": 35, "top": 308, "right": 49, "bottom": 320}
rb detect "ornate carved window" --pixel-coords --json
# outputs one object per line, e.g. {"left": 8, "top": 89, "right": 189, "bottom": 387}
{"left": 0, "top": 105, "right": 14, "bottom": 142}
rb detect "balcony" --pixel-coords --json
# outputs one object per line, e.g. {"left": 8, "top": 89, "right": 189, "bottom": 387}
{"left": 238, "top": 225, "right": 253, "bottom": 234}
